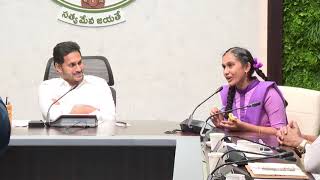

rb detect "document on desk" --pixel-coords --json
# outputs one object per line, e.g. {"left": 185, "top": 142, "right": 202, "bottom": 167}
{"left": 245, "top": 162, "right": 308, "bottom": 179}
{"left": 312, "top": 173, "right": 320, "bottom": 180}
{"left": 12, "top": 120, "right": 30, "bottom": 127}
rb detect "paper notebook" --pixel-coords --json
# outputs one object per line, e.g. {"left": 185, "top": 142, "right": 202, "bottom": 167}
{"left": 245, "top": 162, "right": 309, "bottom": 179}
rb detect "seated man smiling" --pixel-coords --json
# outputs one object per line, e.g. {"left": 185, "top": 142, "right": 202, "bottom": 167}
{"left": 38, "top": 41, "right": 115, "bottom": 126}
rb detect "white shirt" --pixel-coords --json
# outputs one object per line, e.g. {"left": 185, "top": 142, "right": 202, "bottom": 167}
{"left": 39, "top": 75, "right": 115, "bottom": 123}
{"left": 304, "top": 136, "right": 320, "bottom": 173}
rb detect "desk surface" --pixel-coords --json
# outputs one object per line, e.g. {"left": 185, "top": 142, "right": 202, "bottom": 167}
{"left": 10, "top": 120, "right": 189, "bottom": 146}
{"left": 9, "top": 120, "right": 314, "bottom": 180}
{"left": 9, "top": 120, "right": 203, "bottom": 180}
{"left": 11, "top": 120, "right": 179, "bottom": 136}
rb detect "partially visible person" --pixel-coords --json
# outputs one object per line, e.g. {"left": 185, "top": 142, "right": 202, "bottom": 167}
{"left": 277, "top": 121, "right": 320, "bottom": 173}
{"left": 211, "top": 47, "right": 287, "bottom": 135}
{"left": 0, "top": 97, "right": 10, "bottom": 154}
{"left": 39, "top": 41, "right": 115, "bottom": 124}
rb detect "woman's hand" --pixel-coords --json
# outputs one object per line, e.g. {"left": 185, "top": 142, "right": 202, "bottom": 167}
{"left": 210, "top": 107, "right": 224, "bottom": 128}
{"left": 276, "top": 126, "right": 288, "bottom": 144}
{"left": 219, "top": 118, "right": 243, "bottom": 131}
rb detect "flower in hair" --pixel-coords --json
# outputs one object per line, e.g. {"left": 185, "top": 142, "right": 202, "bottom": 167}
{"left": 253, "top": 57, "right": 263, "bottom": 69}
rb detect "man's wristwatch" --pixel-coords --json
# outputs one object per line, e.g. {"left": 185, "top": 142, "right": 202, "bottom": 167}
{"left": 296, "top": 139, "right": 308, "bottom": 155}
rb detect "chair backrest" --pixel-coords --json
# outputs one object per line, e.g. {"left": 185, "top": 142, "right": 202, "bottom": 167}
{"left": 279, "top": 86, "right": 320, "bottom": 136}
{"left": 43, "top": 56, "right": 116, "bottom": 105}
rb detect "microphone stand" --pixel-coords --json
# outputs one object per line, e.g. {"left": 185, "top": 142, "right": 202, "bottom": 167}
{"left": 45, "top": 84, "right": 79, "bottom": 127}
{"left": 187, "top": 86, "right": 223, "bottom": 127}
{"left": 180, "top": 86, "right": 223, "bottom": 134}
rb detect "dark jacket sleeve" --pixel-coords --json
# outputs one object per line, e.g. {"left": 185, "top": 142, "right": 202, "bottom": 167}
{"left": 0, "top": 98, "right": 10, "bottom": 153}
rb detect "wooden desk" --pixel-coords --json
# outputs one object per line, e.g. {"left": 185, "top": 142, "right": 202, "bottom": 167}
{"left": 2, "top": 120, "right": 203, "bottom": 180}
{"left": 3, "top": 120, "right": 314, "bottom": 180}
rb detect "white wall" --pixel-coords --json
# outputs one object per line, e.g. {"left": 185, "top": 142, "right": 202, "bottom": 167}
{"left": 0, "top": 0, "right": 267, "bottom": 122}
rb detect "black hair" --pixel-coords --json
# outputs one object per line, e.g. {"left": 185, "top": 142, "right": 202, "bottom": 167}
{"left": 53, "top": 41, "right": 81, "bottom": 65}
{"left": 223, "top": 47, "right": 268, "bottom": 119}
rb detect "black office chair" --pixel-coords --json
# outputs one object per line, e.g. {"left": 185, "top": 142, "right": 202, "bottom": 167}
{"left": 43, "top": 56, "right": 116, "bottom": 105}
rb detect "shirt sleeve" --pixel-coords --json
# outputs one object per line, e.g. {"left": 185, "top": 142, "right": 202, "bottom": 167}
{"left": 90, "top": 80, "right": 116, "bottom": 123}
{"left": 304, "top": 136, "right": 320, "bottom": 173}
{"left": 264, "top": 87, "right": 287, "bottom": 129}
{"left": 38, "top": 81, "right": 73, "bottom": 122}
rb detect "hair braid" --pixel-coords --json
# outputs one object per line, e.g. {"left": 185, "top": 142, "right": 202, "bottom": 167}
{"left": 255, "top": 68, "right": 288, "bottom": 106}
{"left": 224, "top": 86, "right": 236, "bottom": 119}
{"left": 254, "top": 69, "right": 269, "bottom": 81}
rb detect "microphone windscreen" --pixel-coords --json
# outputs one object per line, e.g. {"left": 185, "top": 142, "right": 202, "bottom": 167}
{"left": 216, "top": 86, "right": 223, "bottom": 92}
{"left": 279, "top": 151, "right": 294, "bottom": 158}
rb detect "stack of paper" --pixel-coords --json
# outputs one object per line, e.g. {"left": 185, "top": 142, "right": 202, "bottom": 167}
{"left": 246, "top": 162, "right": 308, "bottom": 179}
{"left": 312, "top": 173, "right": 320, "bottom": 180}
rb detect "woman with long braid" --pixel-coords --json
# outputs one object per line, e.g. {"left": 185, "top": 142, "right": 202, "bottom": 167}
{"left": 211, "top": 47, "right": 287, "bottom": 135}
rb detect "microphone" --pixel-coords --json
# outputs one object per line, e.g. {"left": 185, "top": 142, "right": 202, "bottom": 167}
{"left": 200, "top": 102, "right": 261, "bottom": 137}
{"left": 180, "top": 86, "right": 223, "bottom": 134}
{"left": 221, "top": 149, "right": 294, "bottom": 160}
{"left": 221, "top": 149, "right": 274, "bottom": 159}
{"left": 208, "top": 151, "right": 294, "bottom": 179}
{"left": 45, "top": 84, "right": 79, "bottom": 127}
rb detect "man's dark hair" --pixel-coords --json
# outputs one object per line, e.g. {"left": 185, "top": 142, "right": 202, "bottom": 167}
{"left": 53, "top": 41, "right": 81, "bottom": 64}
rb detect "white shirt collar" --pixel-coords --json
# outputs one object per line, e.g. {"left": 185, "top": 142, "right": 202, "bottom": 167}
{"left": 59, "top": 74, "right": 89, "bottom": 88}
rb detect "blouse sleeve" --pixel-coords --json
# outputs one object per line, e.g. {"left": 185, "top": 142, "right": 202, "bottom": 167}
{"left": 264, "top": 87, "right": 287, "bottom": 129}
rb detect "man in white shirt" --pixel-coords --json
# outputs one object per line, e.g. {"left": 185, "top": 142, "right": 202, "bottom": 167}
{"left": 276, "top": 121, "right": 320, "bottom": 173}
{"left": 39, "top": 41, "right": 115, "bottom": 124}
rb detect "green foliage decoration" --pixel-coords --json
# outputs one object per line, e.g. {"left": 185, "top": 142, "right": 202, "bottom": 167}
{"left": 283, "top": 0, "right": 320, "bottom": 90}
